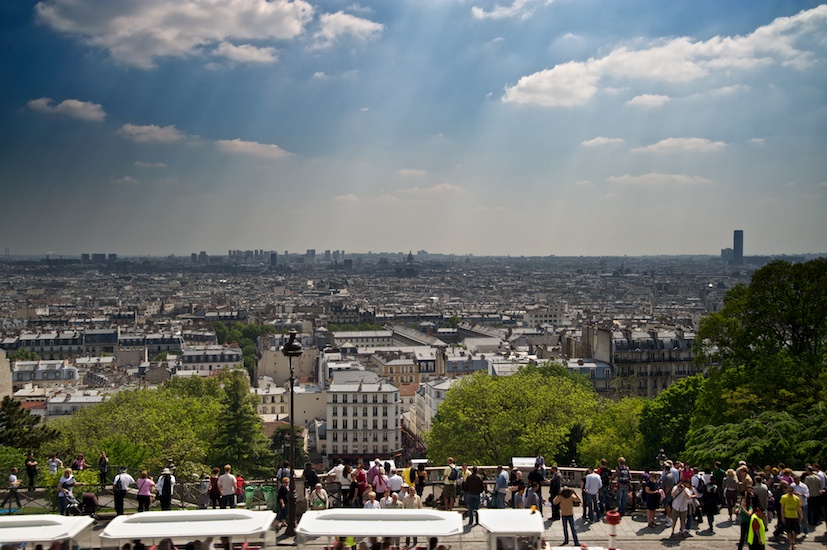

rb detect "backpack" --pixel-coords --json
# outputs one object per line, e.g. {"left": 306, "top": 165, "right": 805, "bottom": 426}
{"left": 448, "top": 467, "right": 459, "bottom": 481}
{"left": 161, "top": 474, "right": 172, "bottom": 497}
{"left": 695, "top": 475, "right": 706, "bottom": 495}
{"left": 600, "top": 468, "right": 611, "bottom": 486}
{"left": 617, "top": 466, "right": 630, "bottom": 485}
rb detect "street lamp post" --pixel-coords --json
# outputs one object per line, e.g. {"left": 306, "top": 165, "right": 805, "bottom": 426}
{"left": 282, "top": 329, "right": 302, "bottom": 537}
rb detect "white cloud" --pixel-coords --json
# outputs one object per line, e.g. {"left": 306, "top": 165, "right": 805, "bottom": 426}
{"left": 311, "top": 11, "right": 383, "bottom": 50}
{"left": 27, "top": 97, "right": 105, "bottom": 121}
{"left": 581, "top": 136, "right": 625, "bottom": 147}
{"left": 503, "top": 61, "right": 599, "bottom": 107}
{"left": 215, "top": 138, "right": 292, "bottom": 159}
{"left": 503, "top": 4, "right": 827, "bottom": 107}
{"left": 626, "top": 94, "right": 671, "bottom": 107}
{"left": 607, "top": 173, "right": 713, "bottom": 186}
{"left": 397, "top": 168, "right": 428, "bottom": 177}
{"left": 575, "top": 179, "right": 592, "bottom": 186}
{"left": 398, "top": 183, "right": 466, "bottom": 196}
{"left": 112, "top": 176, "right": 139, "bottom": 185}
{"left": 134, "top": 161, "right": 167, "bottom": 168}
{"left": 334, "top": 194, "right": 359, "bottom": 203}
{"left": 214, "top": 42, "right": 278, "bottom": 64}
{"left": 749, "top": 138, "right": 766, "bottom": 145}
{"left": 35, "top": 0, "right": 314, "bottom": 69}
{"left": 632, "top": 137, "right": 727, "bottom": 153}
{"left": 118, "top": 124, "right": 184, "bottom": 143}
{"left": 471, "top": 0, "right": 537, "bottom": 21}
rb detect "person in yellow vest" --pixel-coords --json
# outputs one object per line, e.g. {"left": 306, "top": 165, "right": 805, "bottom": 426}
{"left": 747, "top": 505, "right": 767, "bottom": 550}
{"left": 779, "top": 481, "right": 802, "bottom": 550}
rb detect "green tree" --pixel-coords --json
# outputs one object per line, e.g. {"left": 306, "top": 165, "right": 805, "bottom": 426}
{"left": 213, "top": 321, "right": 229, "bottom": 345}
{"left": 639, "top": 375, "right": 705, "bottom": 465}
{"left": 210, "top": 370, "right": 275, "bottom": 477}
{"left": 578, "top": 397, "right": 646, "bottom": 468}
{"left": 6, "top": 349, "right": 38, "bottom": 362}
{"left": 683, "top": 411, "right": 802, "bottom": 467}
{"left": 51, "top": 387, "right": 220, "bottom": 475}
{"left": 695, "top": 259, "right": 827, "bottom": 427}
{"left": 0, "top": 396, "right": 58, "bottom": 452}
{"left": 424, "top": 370, "right": 597, "bottom": 466}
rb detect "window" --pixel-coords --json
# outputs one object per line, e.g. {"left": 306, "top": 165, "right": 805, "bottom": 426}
{"left": 372, "top": 395, "right": 378, "bottom": 403}
{"left": 373, "top": 406, "right": 378, "bottom": 416}
{"left": 382, "top": 419, "right": 388, "bottom": 429}
{"left": 343, "top": 433, "right": 348, "bottom": 441}
{"left": 382, "top": 406, "right": 388, "bottom": 417}
{"left": 373, "top": 419, "right": 378, "bottom": 429}
{"left": 332, "top": 407, "right": 338, "bottom": 416}
{"left": 342, "top": 419, "right": 348, "bottom": 429}
{"left": 343, "top": 394, "right": 348, "bottom": 403}
{"left": 333, "top": 419, "right": 338, "bottom": 429}
{"left": 353, "top": 406, "right": 358, "bottom": 416}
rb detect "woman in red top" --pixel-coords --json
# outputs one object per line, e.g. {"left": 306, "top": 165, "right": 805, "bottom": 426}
{"left": 209, "top": 466, "right": 221, "bottom": 509}
{"left": 351, "top": 463, "right": 367, "bottom": 505}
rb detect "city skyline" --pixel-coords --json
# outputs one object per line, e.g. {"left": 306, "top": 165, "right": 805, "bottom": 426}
{"left": 2, "top": 0, "right": 826, "bottom": 257}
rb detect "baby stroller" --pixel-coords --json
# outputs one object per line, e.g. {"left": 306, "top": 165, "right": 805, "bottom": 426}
{"left": 65, "top": 491, "right": 99, "bottom": 518}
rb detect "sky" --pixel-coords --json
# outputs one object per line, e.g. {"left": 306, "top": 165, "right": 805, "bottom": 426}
{"left": 1, "top": 0, "right": 826, "bottom": 258}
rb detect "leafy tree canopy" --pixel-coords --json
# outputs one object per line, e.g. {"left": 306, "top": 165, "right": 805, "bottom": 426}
{"left": 425, "top": 369, "right": 597, "bottom": 466}
{"left": 578, "top": 397, "right": 646, "bottom": 469}
{"left": 684, "top": 411, "right": 804, "bottom": 468}
{"left": 639, "top": 375, "right": 705, "bottom": 465}
{"left": 694, "top": 258, "right": 827, "bottom": 427}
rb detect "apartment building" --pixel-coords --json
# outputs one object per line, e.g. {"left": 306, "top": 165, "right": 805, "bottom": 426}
{"left": 325, "top": 380, "right": 401, "bottom": 466}
{"left": 177, "top": 345, "right": 243, "bottom": 376}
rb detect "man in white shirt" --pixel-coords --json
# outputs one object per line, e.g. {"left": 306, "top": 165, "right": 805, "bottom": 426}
{"left": 112, "top": 466, "right": 136, "bottom": 516}
{"left": 218, "top": 464, "right": 238, "bottom": 509}
{"left": 791, "top": 475, "right": 810, "bottom": 536}
{"left": 583, "top": 466, "right": 603, "bottom": 523}
{"left": 388, "top": 468, "right": 403, "bottom": 493}
{"left": 1, "top": 467, "right": 22, "bottom": 510}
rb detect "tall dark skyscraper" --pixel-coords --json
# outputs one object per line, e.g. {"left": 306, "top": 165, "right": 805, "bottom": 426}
{"left": 733, "top": 230, "right": 744, "bottom": 265}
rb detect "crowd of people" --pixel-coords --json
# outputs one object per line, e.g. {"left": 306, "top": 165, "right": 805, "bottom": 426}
{"left": 314, "top": 455, "right": 826, "bottom": 550}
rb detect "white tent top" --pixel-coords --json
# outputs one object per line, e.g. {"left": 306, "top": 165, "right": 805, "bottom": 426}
{"left": 0, "top": 514, "right": 94, "bottom": 544}
{"left": 510, "top": 457, "right": 537, "bottom": 469}
{"left": 100, "top": 509, "right": 276, "bottom": 542}
{"left": 296, "top": 509, "right": 464, "bottom": 538}
{"left": 477, "top": 509, "right": 545, "bottom": 536}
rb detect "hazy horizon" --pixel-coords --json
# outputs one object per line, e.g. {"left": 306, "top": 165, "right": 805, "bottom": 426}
{"left": 2, "top": 1, "right": 826, "bottom": 257}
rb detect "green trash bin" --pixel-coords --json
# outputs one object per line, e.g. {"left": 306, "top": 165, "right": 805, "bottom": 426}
{"left": 261, "top": 485, "right": 276, "bottom": 510}
{"left": 244, "top": 486, "right": 257, "bottom": 508}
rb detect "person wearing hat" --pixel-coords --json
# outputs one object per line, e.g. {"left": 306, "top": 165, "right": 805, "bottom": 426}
{"left": 112, "top": 466, "right": 136, "bottom": 515}
{"left": 157, "top": 467, "right": 176, "bottom": 511}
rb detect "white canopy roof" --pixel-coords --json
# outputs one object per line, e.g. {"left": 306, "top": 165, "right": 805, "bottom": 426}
{"left": 477, "top": 509, "right": 544, "bottom": 536}
{"left": 0, "top": 515, "right": 94, "bottom": 544}
{"left": 100, "top": 509, "right": 276, "bottom": 542}
{"left": 296, "top": 509, "right": 464, "bottom": 538}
